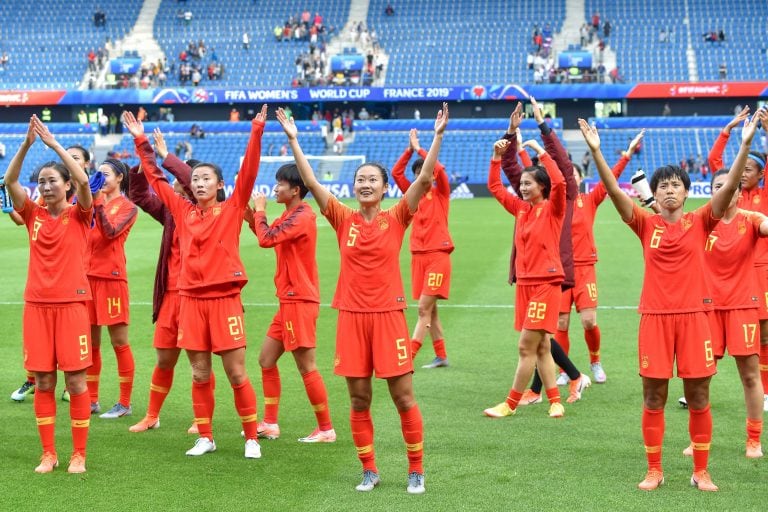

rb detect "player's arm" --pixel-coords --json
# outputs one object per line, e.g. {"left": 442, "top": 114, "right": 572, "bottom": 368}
{"left": 128, "top": 165, "right": 166, "bottom": 224}
{"left": 532, "top": 97, "right": 577, "bottom": 200}
{"left": 525, "top": 139, "right": 565, "bottom": 217}
{"left": 3, "top": 118, "right": 35, "bottom": 209}
{"left": 415, "top": 140, "right": 450, "bottom": 197}
{"left": 578, "top": 118, "right": 634, "bottom": 222}
{"left": 391, "top": 133, "right": 414, "bottom": 193}
{"left": 708, "top": 106, "right": 749, "bottom": 172}
{"left": 154, "top": 128, "right": 194, "bottom": 199}
{"left": 7, "top": 210, "right": 24, "bottom": 225}
{"left": 276, "top": 107, "right": 331, "bottom": 212}
{"left": 93, "top": 200, "right": 138, "bottom": 239}
{"left": 123, "top": 110, "right": 182, "bottom": 211}
{"left": 592, "top": 129, "right": 645, "bottom": 203}
{"left": 516, "top": 129, "right": 533, "bottom": 167}
{"left": 488, "top": 139, "right": 520, "bottom": 214}
{"left": 500, "top": 102, "right": 524, "bottom": 195}
{"left": 33, "top": 115, "right": 92, "bottom": 209}
{"left": 712, "top": 113, "right": 758, "bottom": 218}
{"left": 405, "top": 103, "right": 448, "bottom": 213}
{"left": 250, "top": 192, "right": 307, "bottom": 247}
{"left": 233, "top": 104, "right": 267, "bottom": 208}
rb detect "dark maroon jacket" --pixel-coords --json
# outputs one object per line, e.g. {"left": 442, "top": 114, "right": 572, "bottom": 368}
{"left": 500, "top": 122, "right": 576, "bottom": 290}
{"left": 127, "top": 154, "right": 194, "bottom": 322}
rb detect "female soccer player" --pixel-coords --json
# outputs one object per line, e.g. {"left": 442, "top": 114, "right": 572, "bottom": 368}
{"left": 245, "top": 163, "right": 334, "bottom": 443}
{"left": 483, "top": 133, "right": 567, "bottom": 420}
{"left": 708, "top": 106, "right": 768, "bottom": 411}
{"left": 391, "top": 128, "right": 454, "bottom": 369}
{"left": 557, "top": 129, "right": 645, "bottom": 383}
{"left": 10, "top": 144, "right": 91, "bottom": 404}
{"left": 579, "top": 114, "right": 759, "bottom": 492}
{"left": 85, "top": 157, "right": 138, "bottom": 418}
{"left": 124, "top": 106, "right": 266, "bottom": 459}
{"left": 127, "top": 128, "right": 198, "bottom": 433}
{"left": 277, "top": 103, "right": 448, "bottom": 494}
{"left": 5, "top": 115, "right": 93, "bottom": 473}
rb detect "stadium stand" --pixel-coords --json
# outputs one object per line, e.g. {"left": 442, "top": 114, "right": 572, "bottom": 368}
{"left": 0, "top": 1, "right": 142, "bottom": 89}
{"left": 153, "top": 0, "right": 349, "bottom": 88}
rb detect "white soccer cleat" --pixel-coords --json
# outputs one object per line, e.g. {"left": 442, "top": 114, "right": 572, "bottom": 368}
{"left": 590, "top": 362, "right": 607, "bottom": 383}
{"left": 555, "top": 372, "right": 570, "bottom": 386}
{"left": 185, "top": 437, "right": 216, "bottom": 456}
{"left": 244, "top": 439, "right": 262, "bottom": 459}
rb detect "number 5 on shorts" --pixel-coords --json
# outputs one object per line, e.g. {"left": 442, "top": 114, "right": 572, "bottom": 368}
{"left": 395, "top": 338, "right": 408, "bottom": 364}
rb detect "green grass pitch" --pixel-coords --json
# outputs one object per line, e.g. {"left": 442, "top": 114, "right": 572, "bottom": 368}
{"left": 0, "top": 197, "right": 764, "bottom": 511}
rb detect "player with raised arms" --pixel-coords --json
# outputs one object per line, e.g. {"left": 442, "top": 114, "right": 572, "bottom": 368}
{"left": 578, "top": 113, "right": 759, "bottom": 492}
{"left": 5, "top": 115, "right": 94, "bottom": 473}
{"left": 123, "top": 106, "right": 266, "bottom": 459}
{"left": 276, "top": 103, "right": 448, "bottom": 494}
{"left": 483, "top": 124, "right": 568, "bottom": 419}
{"left": 391, "top": 128, "right": 454, "bottom": 369}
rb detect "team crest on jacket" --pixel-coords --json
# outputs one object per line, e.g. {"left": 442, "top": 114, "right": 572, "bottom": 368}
{"left": 426, "top": 191, "right": 432, "bottom": 200}
{"left": 754, "top": 196, "right": 761, "bottom": 205}
{"left": 576, "top": 197, "right": 583, "bottom": 208}
{"left": 738, "top": 221, "right": 747, "bottom": 235}
{"left": 212, "top": 206, "right": 222, "bottom": 216}
{"left": 535, "top": 207, "right": 542, "bottom": 218}
{"left": 110, "top": 205, "right": 119, "bottom": 215}
{"left": 61, "top": 210, "right": 69, "bottom": 225}
{"left": 377, "top": 216, "right": 389, "bottom": 230}
{"left": 681, "top": 216, "right": 692, "bottom": 231}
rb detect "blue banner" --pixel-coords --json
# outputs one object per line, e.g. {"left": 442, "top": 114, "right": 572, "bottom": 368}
{"left": 110, "top": 58, "right": 142, "bottom": 75}
{"left": 330, "top": 54, "right": 364, "bottom": 73}
{"left": 558, "top": 51, "right": 593, "bottom": 69}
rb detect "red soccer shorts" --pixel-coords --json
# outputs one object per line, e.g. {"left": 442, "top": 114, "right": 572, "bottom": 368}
{"left": 560, "top": 265, "right": 598, "bottom": 313}
{"left": 23, "top": 302, "right": 92, "bottom": 372}
{"left": 709, "top": 308, "right": 760, "bottom": 358}
{"left": 411, "top": 251, "right": 452, "bottom": 300}
{"left": 153, "top": 290, "right": 181, "bottom": 349}
{"left": 515, "top": 283, "right": 561, "bottom": 334}
{"left": 177, "top": 294, "right": 247, "bottom": 354}
{"left": 638, "top": 312, "right": 717, "bottom": 379}
{"left": 265, "top": 302, "right": 319, "bottom": 351}
{"left": 755, "top": 265, "right": 768, "bottom": 321}
{"left": 87, "top": 277, "right": 130, "bottom": 326}
{"left": 333, "top": 310, "right": 413, "bottom": 379}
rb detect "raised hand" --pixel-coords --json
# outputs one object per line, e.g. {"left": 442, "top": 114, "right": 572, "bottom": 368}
{"left": 725, "top": 106, "right": 750, "bottom": 133}
{"left": 507, "top": 102, "right": 524, "bottom": 134}
{"left": 252, "top": 191, "right": 267, "bottom": 211}
{"left": 522, "top": 139, "right": 545, "bottom": 155}
{"left": 23, "top": 116, "right": 36, "bottom": 147}
{"left": 493, "top": 139, "right": 510, "bottom": 158}
{"left": 409, "top": 128, "right": 420, "bottom": 151}
{"left": 152, "top": 128, "right": 169, "bottom": 159}
{"left": 578, "top": 118, "right": 600, "bottom": 151}
{"left": 530, "top": 96, "right": 544, "bottom": 124}
{"left": 627, "top": 128, "right": 646, "bottom": 155}
{"left": 253, "top": 104, "right": 268, "bottom": 124}
{"left": 515, "top": 128, "right": 523, "bottom": 147}
{"left": 434, "top": 102, "right": 449, "bottom": 135}
{"left": 276, "top": 108, "right": 297, "bottom": 139}
{"left": 31, "top": 115, "right": 56, "bottom": 148}
{"left": 122, "top": 111, "right": 145, "bottom": 138}
{"left": 741, "top": 114, "right": 758, "bottom": 145}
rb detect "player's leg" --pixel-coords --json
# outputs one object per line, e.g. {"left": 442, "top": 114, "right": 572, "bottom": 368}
{"left": 293, "top": 347, "right": 335, "bottom": 442}
{"left": 258, "top": 335, "right": 284, "bottom": 439}
{"left": 100, "top": 323, "right": 133, "bottom": 418}
{"left": 387, "top": 372, "right": 424, "bottom": 494}
{"left": 185, "top": 349, "right": 217, "bottom": 456}
{"left": 580, "top": 308, "right": 606, "bottom": 382}
{"left": 221, "top": 346, "right": 260, "bottom": 458}
{"left": 33, "top": 371, "right": 58, "bottom": 473}
{"left": 735, "top": 354, "right": 763, "bottom": 458}
{"left": 638, "top": 377, "right": 668, "bottom": 490}
{"left": 130, "top": 347, "right": 181, "bottom": 432}
{"left": 63, "top": 369, "right": 89, "bottom": 473}
{"left": 86, "top": 324, "right": 102, "bottom": 413}
{"left": 684, "top": 377, "right": 718, "bottom": 491}
{"left": 759, "top": 319, "right": 768, "bottom": 411}
{"left": 347, "top": 376, "right": 379, "bottom": 491}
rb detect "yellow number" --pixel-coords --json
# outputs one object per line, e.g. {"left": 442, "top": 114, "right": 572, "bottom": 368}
{"left": 427, "top": 272, "right": 444, "bottom": 288}
{"left": 649, "top": 227, "right": 664, "bottom": 249}
{"left": 704, "top": 339, "right": 714, "bottom": 364}
{"left": 78, "top": 335, "right": 89, "bottom": 360}
{"left": 764, "top": 292, "right": 768, "bottom": 309}
{"left": 31, "top": 218, "right": 43, "bottom": 241}
{"left": 704, "top": 234, "right": 718, "bottom": 252}
{"left": 227, "top": 315, "right": 244, "bottom": 337}
{"left": 586, "top": 282, "right": 598, "bottom": 301}
{"left": 346, "top": 224, "right": 360, "bottom": 246}
{"left": 526, "top": 302, "right": 547, "bottom": 320}
{"left": 284, "top": 320, "right": 296, "bottom": 343}
{"left": 395, "top": 337, "right": 408, "bottom": 362}
{"left": 107, "top": 297, "right": 121, "bottom": 317}
{"left": 743, "top": 323, "right": 758, "bottom": 348}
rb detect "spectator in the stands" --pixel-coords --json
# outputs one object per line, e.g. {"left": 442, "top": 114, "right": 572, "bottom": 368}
{"left": 718, "top": 29, "right": 725, "bottom": 42}
{"left": 190, "top": 124, "right": 204, "bottom": 139}
{"left": 659, "top": 28, "right": 669, "bottom": 43}
{"left": 358, "top": 108, "right": 370, "bottom": 121}
{"left": 230, "top": 109, "right": 240, "bottom": 122}
{"left": 662, "top": 102, "right": 672, "bottom": 116}
{"left": 109, "top": 112, "right": 118, "bottom": 134}
{"left": 94, "top": 8, "right": 106, "bottom": 27}
{"left": 719, "top": 62, "right": 727, "bottom": 79}
{"left": 580, "top": 23, "right": 589, "bottom": 47}
{"left": 603, "top": 20, "right": 611, "bottom": 38}
{"left": 175, "top": 140, "right": 193, "bottom": 160}
{"left": 1, "top": 52, "right": 9, "bottom": 69}
{"left": 385, "top": 3, "right": 395, "bottom": 16}
{"left": 183, "top": 10, "right": 192, "bottom": 24}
